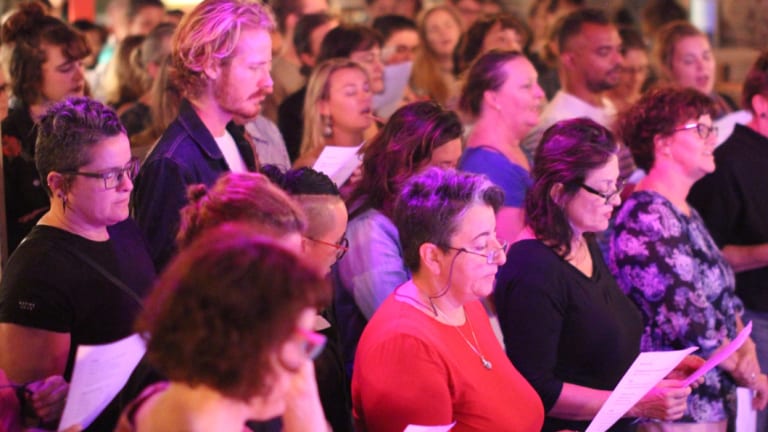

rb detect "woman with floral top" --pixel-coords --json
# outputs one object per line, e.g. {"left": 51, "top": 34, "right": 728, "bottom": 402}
{"left": 611, "top": 86, "right": 768, "bottom": 430}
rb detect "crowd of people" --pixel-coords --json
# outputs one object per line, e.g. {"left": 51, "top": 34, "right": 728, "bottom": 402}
{"left": 1, "top": 0, "right": 768, "bottom": 431}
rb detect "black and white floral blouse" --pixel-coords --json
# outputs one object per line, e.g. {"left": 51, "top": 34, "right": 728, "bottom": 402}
{"left": 609, "top": 190, "right": 743, "bottom": 423}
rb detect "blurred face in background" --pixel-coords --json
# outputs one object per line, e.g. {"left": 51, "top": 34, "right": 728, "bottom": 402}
{"left": 423, "top": 8, "right": 462, "bottom": 59}
{"left": 382, "top": 29, "right": 419, "bottom": 65}
{"left": 668, "top": 35, "right": 715, "bottom": 95}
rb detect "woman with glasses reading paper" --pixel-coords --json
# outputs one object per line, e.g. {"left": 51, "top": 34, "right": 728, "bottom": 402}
{"left": 0, "top": 97, "right": 154, "bottom": 430}
{"left": 495, "top": 118, "right": 692, "bottom": 432}
{"left": 352, "top": 168, "right": 544, "bottom": 432}
{"left": 610, "top": 87, "right": 768, "bottom": 431}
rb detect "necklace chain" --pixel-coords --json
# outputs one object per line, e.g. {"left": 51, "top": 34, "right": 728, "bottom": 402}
{"left": 432, "top": 302, "right": 493, "bottom": 370}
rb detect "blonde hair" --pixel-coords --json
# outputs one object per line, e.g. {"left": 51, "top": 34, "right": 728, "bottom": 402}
{"left": 410, "top": 4, "right": 462, "bottom": 105}
{"left": 171, "top": 0, "right": 275, "bottom": 97}
{"left": 299, "top": 58, "right": 368, "bottom": 160}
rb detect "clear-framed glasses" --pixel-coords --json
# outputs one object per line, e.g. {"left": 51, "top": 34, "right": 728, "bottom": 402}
{"left": 295, "top": 327, "right": 327, "bottom": 360}
{"left": 579, "top": 179, "right": 626, "bottom": 205}
{"left": 304, "top": 235, "right": 349, "bottom": 261}
{"left": 61, "top": 158, "right": 140, "bottom": 190}
{"left": 446, "top": 240, "right": 509, "bottom": 264}
{"left": 672, "top": 122, "right": 718, "bottom": 140}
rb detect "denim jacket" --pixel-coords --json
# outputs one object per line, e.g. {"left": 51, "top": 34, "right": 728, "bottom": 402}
{"left": 131, "top": 99, "right": 257, "bottom": 270}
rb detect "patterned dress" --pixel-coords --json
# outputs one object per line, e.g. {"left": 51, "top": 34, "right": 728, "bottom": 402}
{"left": 609, "top": 190, "right": 743, "bottom": 423}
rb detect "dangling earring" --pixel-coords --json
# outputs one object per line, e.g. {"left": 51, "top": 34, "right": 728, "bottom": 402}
{"left": 322, "top": 115, "right": 333, "bottom": 138}
{"left": 59, "top": 193, "right": 67, "bottom": 213}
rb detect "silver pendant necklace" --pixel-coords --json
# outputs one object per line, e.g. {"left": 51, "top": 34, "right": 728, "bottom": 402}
{"left": 434, "top": 303, "right": 493, "bottom": 370}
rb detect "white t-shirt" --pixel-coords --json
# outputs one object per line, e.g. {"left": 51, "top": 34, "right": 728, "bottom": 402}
{"left": 215, "top": 131, "right": 247, "bottom": 173}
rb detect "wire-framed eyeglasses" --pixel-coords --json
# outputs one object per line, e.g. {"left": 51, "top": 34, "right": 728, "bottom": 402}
{"left": 304, "top": 235, "right": 349, "bottom": 261}
{"left": 446, "top": 240, "right": 510, "bottom": 264}
{"left": 672, "top": 122, "right": 718, "bottom": 140}
{"left": 61, "top": 158, "right": 140, "bottom": 190}
{"left": 579, "top": 180, "right": 626, "bottom": 205}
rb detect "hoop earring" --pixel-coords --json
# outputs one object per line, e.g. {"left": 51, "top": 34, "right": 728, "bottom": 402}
{"left": 322, "top": 115, "right": 333, "bottom": 138}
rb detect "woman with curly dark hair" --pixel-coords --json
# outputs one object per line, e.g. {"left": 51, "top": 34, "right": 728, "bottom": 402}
{"left": 335, "top": 101, "right": 462, "bottom": 375}
{"left": 495, "top": 118, "right": 692, "bottom": 432}
{"left": 121, "top": 225, "right": 332, "bottom": 431}
{"left": 1, "top": 1, "right": 90, "bottom": 253}
{"left": 610, "top": 86, "right": 768, "bottom": 430}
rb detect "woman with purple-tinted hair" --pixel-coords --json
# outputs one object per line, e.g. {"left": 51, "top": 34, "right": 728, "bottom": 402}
{"left": 458, "top": 50, "right": 545, "bottom": 242}
{"left": 352, "top": 167, "right": 544, "bottom": 432}
{"left": 495, "top": 118, "right": 692, "bottom": 432}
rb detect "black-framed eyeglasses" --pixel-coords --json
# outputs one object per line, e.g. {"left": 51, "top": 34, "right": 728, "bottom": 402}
{"left": 304, "top": 235, "right": 349, "bottom": 261}
{"left": 446, "top": 240, "right": 509, "bottom": 264}
{"left": 61, "top": 158, "right": 140, "bottom": 190}
{"left": 672, "top": 122, "right": 718, "bottom": 140}
{"left": 579, "top": 180, "right": 626, "bottom": 205}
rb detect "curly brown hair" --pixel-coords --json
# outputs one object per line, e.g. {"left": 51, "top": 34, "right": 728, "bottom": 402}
{"left": 618, "top": 86, "right": 715, "bottom": 173}
{"left": 1, "top": 1, "right": 89, "bottom": 105}
{"left": 139, "top": 224, "right": 330, "bottom": 402}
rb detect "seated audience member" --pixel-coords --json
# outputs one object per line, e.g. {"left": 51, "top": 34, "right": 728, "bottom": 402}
{"left": 653, "top": 20, "right": 736, "bottom": 119}
{"left": 612, "top": 87, "right": 768, "bottom": 430}
{"left": 120, "top": 226, "right": 331, "bottom": 431}
{"left": 72, "top": 19, "right": 108, "bottom": 70}
{"left": 458, "top": 50, "right": 545, "bottom": 241}
{"left": 457, "top": 13, "right": 528, "bottom": 73}
{"left": 119, "top": 22, "right": 176, "bottom": 137}
{"left": 279, "top": 23, "right": 382, "bottom": 162}
{"left": 132, "top": 0, "right": 272, "bottom": 270}
{"left": 128, "top": 57, "right": 183, "bottom": 158}
{"left": 410, "top": 5, "right": 463, "bottom": 107}
{"left": 372, "top": 14, "right": 419, "bottom": 65}
{"left": 606, "top": 26, "right": 649, "bottom": 114}
{"left": 264, "top": 166, "right": 352, "bottom": 432}
{"left": 104, "top": 35, "right": 146, "bottom": 113}
{"left": 449, "top": 0, "right": 503, "bottom": 30}
{"left": 1, "top": 1, "right": 90, "bottom": 254}
{"left": 688, "top": 51, "right": 768, "bottom": 432}
{"left": 336, "top": 101, "right": 462, "bottom": 376}
{"left": 0, "top": 97, "right": 155, "bottom": 430}
{"left": 352, "top": 168, "right": 544, "bottom": 432}
{"left": 365, "top": 0, "right": 421, "bottom": 22}
{"left": 495, "top": 118, "right": 692, "bottom": 432}
{"left": 293, "top": 59, "right": 373, "bottom": 169}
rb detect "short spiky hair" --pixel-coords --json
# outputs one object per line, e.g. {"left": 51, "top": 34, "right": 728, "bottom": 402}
{"left": 171, "top": 0, "right": 275, "bottom": 96}
{"left": 394, "top": 168, "right": 504, "bottom": 273}
{"left": 35, "top": 97, "right": 126, "bottom": 196}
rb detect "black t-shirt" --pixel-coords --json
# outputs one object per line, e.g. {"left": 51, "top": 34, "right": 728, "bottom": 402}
{"left": 0, "top": 219, "right": 156, "bottom": 430}
{"left": 689, "top": 123, "right": 768, "bottom": 312}
{"left": 494, "top": 237, "right": 642, "bottom": 432}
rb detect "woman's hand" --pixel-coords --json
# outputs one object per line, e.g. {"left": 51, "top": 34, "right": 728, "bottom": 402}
{"left": 666, "top": 355, "right": 705, "bottom": 387}
{"left": 752, "top": 374, "right": 768, "bottom": 411}
{"left": 24, "top": 375, "right": 68, "bottom": 424}
{"left": 628, "top": 379, "right": 690, "bottom": 420}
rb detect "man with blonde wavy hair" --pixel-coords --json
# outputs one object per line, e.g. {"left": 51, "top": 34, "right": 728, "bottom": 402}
{"left": 132, "top": 0, "right": 275, "bottom": 270}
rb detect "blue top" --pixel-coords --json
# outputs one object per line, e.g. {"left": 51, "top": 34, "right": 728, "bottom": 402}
{"left": 458, "top": 146, "right": 531, "bottom": 207}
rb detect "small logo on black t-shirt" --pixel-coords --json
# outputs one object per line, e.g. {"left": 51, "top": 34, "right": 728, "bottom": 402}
{"left": 17, "top": 300, "right": 35, "bottom": 311}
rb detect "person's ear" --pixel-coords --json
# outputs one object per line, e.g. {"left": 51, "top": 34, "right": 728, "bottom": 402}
{"left": 653, "top": 133, "right": 672, "bottom": 158}
{"left": 202, "top": 59, "right": 221, "bottom": 81}
{"left": 752, "top": 94, "right": 768, "bottom": 119}
{"left": 47, "top": 171, "right": 67, "bottom": 197}
{"left": 482, "top": 89, "right": 501, "bottom": 112}
{"left": 419, "top": 242, "right": 445, "bottom": 276}
{"left": 549, "top": 182, "right": 565, "bottom": 206}
{"left": 299, "top": 52, "right": 316, "bottom": 69}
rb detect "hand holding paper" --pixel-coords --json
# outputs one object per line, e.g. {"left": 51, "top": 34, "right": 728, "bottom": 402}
{"left": 682, "top": 321, "right": 752, "bottom": 387}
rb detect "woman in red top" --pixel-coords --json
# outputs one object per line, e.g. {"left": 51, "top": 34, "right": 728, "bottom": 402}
{"left": 352, "top": 168, "right": 544, "bottom": 432}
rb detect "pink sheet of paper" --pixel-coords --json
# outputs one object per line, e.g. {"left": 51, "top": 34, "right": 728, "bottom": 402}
{"left": 682, "top": 321, "right": 753, "bottom": 387}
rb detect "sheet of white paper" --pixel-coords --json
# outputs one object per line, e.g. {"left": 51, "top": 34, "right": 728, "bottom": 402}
{"left": 683, "top": 321, "right": 752, "bottom": 387}
{"left": 312, "top": 143, "right": 364, "bottom": 187}
{"left": 373, "top": 61, "right": 413, "bottom": 119}
{"left": 585, "top": 347, "right": 698, "bottom": 432}
{"left": 736, "top": 387, "right": 756, "bottom": 432}
{"left": 58, "top": 334, "right": 146, "bottom": 431}
{"left": 403, "top": 421, "right": 456, "bottom": 432}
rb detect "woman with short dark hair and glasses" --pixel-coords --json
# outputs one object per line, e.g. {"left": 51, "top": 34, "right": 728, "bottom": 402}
{"left": 0, "top": 97, "right": 155, "bottom": 430}
{"left": 352, "top": 167, "right": 544, "bottom": 432}
{"left": 610, "top": 87, "right": 768, "bottom": 430}
{"left": 495, "top": 118, "right": 692, "bottom": 432}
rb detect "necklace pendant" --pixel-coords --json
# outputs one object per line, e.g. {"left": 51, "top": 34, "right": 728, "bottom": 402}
{"left": 481, "top": 357, "right": 492, "bottom": 370}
